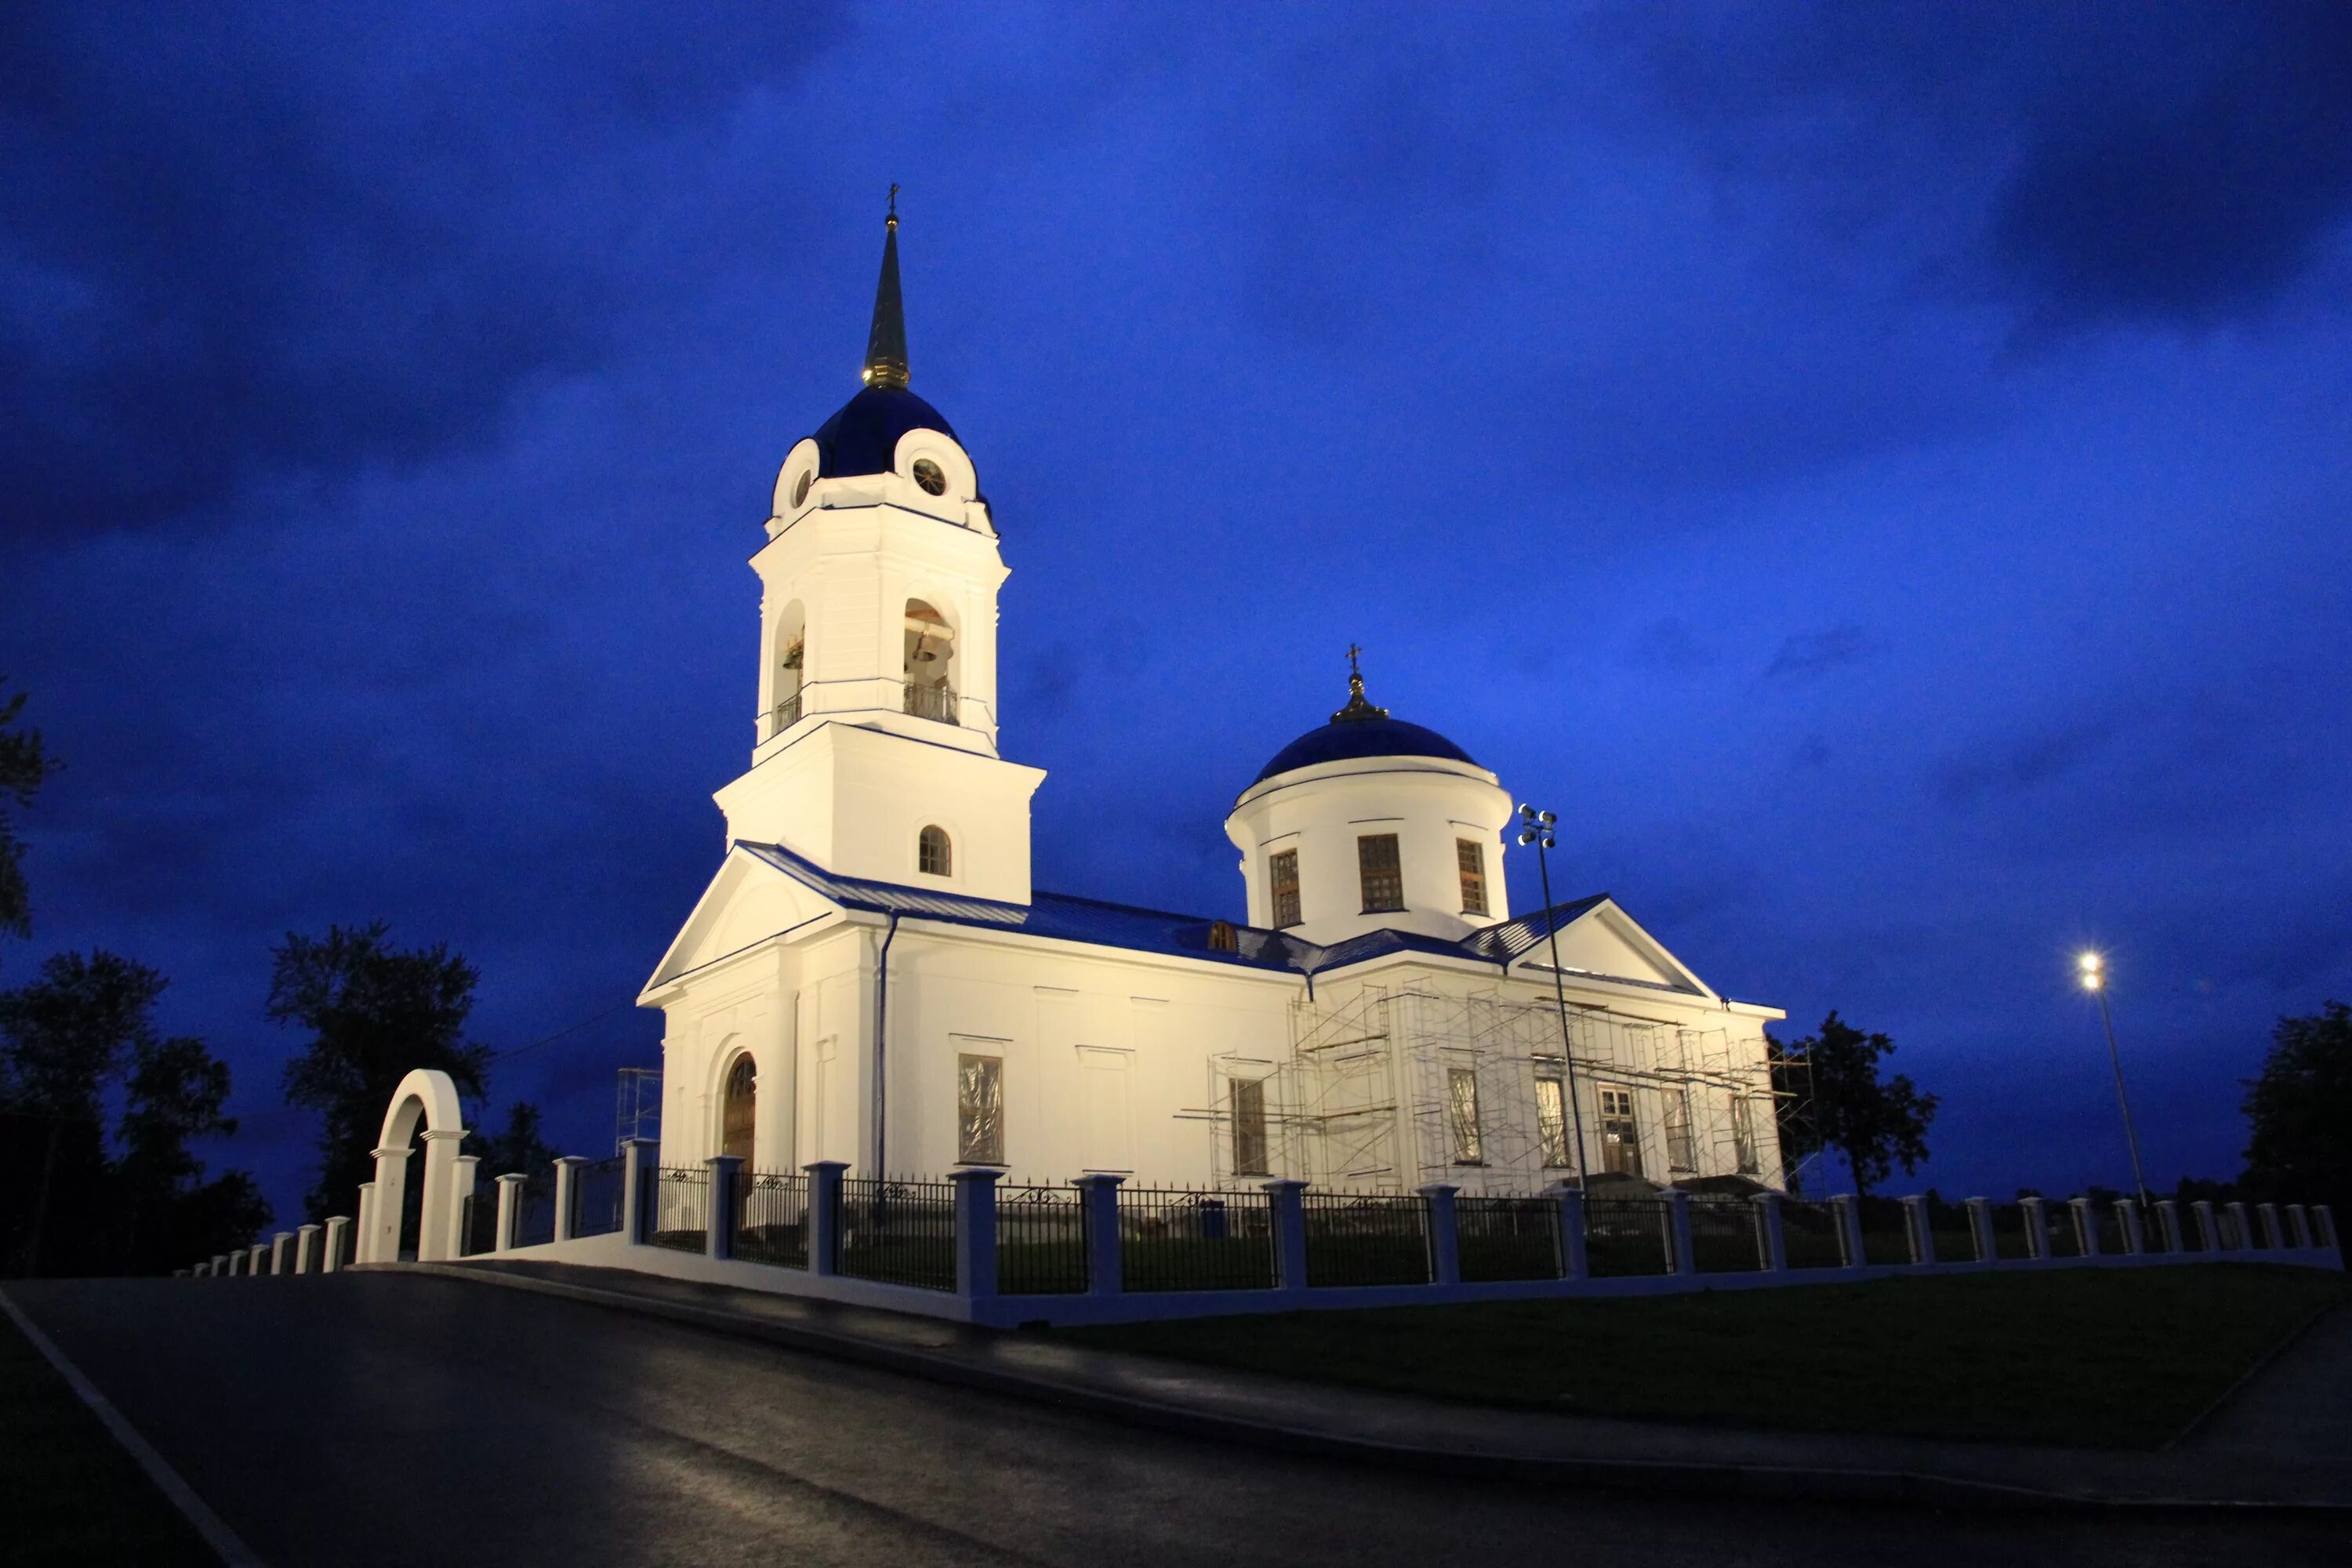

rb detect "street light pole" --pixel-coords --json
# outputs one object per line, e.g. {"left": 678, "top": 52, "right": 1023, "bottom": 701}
{"left": 1518, "top": 804, "right": 1592, "bottom": 1183}
{"left": 2078, "top": 952, "right": 2153, "bottom": 1212}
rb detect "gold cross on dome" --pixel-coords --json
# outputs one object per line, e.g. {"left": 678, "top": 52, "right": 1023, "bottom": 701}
{"left": 1346, "top": 642, "right": 1363, "bottom": 678}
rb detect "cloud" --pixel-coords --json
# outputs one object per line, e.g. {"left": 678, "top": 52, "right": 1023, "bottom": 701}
{"left": 1764, "top": 624, "right": 1872, "bottom": 681}
{"left": 1934, "top": 718, "right": 2121, "bottom": 808}
{"left": 0, "top": 1, "right": 846, "bottom": 546}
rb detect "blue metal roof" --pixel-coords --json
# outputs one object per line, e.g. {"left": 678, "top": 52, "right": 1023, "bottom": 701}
{"left": 1250, "top": 715, "right": 1479, "bottom": 786}
{"left": 735, "top": 840, "right": 1607, "bottom": 981}
{"left": 811, "top": 385, "right": 957, "bottom": 478}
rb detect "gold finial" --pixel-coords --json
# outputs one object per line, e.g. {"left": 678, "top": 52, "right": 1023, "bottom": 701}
{"left": 1331, "top": 642, "right": 1389, "bottom": 723}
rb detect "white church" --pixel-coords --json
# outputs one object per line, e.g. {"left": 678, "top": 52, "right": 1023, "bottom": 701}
{"left": 638, "top": 209, "right": 1786, "bottom": 1198}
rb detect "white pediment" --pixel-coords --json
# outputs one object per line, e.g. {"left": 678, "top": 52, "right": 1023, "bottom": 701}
{"left": 639, "top": 848, "right": 840, "bottom": 1000}
{"left": 1510, "top": 900, "right": 1713, "bottom": 999}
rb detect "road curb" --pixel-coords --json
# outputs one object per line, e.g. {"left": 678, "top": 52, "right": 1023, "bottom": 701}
{"left": 406, "top": 1261, "right": 2338, "bottom": 1513}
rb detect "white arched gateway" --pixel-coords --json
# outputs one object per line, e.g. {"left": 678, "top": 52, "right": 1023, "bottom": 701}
{"left": 364, "top": 1069, "right": 468, "bottom": 1264}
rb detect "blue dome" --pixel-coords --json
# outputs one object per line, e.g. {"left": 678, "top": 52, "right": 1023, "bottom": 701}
{"left": 812, "top": 386, "right": 957, "bottom": 478}
{"left": 1251, "top": 716, "right": 1479, "bottom": 786}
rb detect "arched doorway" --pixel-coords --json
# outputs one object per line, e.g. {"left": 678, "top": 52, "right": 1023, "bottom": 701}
{"left": 721, "top": 1054, "right": 757, "bottom": 1163}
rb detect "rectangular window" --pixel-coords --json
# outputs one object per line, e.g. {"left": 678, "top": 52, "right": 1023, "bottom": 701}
{"left": 957, "top": 1054, "right": 1004, "bottom": 1164}
{"left": 1231, "top": 1077, "right": 1269, "bottom": 1176}
{"left": 1269, "top": 849, "right": 1301, "bottom": 929}
{"left": 1457, "top": 838, "right": 1488, "bottom": 915}
{"left": 1664, "top": 1088, "right": 1697, "bottom": 1171}
{"left": 1535, "top": 1075, "right": 1570, "bottom": 1168}
{"left": 1598, "top": 1085, "right": 1643, "bottom": 1178}
{"left": 1733, "top": 1096, "right": 1760, "bottom": 1174}
{"left": 1358, "top": 833, "right": 1404, "bottom": 913}
{"left": 1447, "top": 1066, "right": 1484, "bottom": 1163}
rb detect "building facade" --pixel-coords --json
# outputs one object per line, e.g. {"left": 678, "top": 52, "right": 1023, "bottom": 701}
{"left": 638, "top": 209, "right": 1785, "bottom": 1195}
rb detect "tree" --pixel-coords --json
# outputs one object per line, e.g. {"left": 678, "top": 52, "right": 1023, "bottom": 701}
{"left": 1768, "top": 1011, "right": 1938, "bottom": 1199}
{"left": 2241, "top": 1001, "right": 2351, "bottom": 1218}
{"left": 270, "top": 923, "right": 488, "bottom": 1221}
{"left": 0, "top": 952, "right": 163, "bottom": 1275}
{"left": 0, "top": 951, "right": 266, "bottom": 1276}
{"left": 473, "top": 1101, "right": 556, "bottom": 1179}
{"left": 0, "top": 677, "right": 60, "bottom": 948}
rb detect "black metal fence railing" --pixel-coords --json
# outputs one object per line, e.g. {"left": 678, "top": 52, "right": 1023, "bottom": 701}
{"left": 1584, "top": 1196, "right": 1673, "bottom": 1276}
{"left": 997, "top": 1185, "right": 1088, "bottom": 1294}
{"left": 572, "top": 1156, "right": 626, "bottom": 1240}
{"left": 2215, "top": 1207, "right": 2247, "bottom": 1250}
{"left": 1117, "top": 1188, "right": 1277, "bottom": 1292}
{"left": 1303, "top": 1192, "right": 1432, "bottom": 1287}
{"left": 838, "top": 1178, "right": 956, "bottom": 1291}
{"left": 459, "top": 1192, "right": 498, "bottom": 1257}
{"left": 1779, "top": 1200, "right": 1847, "bottom": 1268}
{"left": 1455, "top": 1195, "right": 1562, "bottom": 1282}
{"left": 2042, "top": 1203, "right": 2084, "bottom": 1258}
{"left": 516, "top": 1172, "right": 555, "bottom": 1249}
{"left": 1922, "top": 1196, "right": 1977, "bottom": 1262}
{"left": 1854, "top": 1196, "right": 1913, "bottom": 1264}
{"left": 336, "top": 1214, "right": 360, "bottom": 1269}
{"left": 2094, "top": 1203, "right": 2129, "bottom": 1255}
{"left": 902, "top": 682, "right": 959, "bottom": 724}
{"left": 736, "top": 1171, "right": 810, "bottom": 1269}
{"left": 2175, "top": 1209, "right": 2208, "bottom": 1252}
{"left": 1687, "top": 1198, "right": 1763, "bottom": 1272}
{"left": 646, "top": 1166, "right": 709, "bottom": 1254}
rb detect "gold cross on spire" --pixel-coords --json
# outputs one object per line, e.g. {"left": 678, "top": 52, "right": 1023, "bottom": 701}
{"left": 1332, "top": 642, "right": 1388, "bottom": 723}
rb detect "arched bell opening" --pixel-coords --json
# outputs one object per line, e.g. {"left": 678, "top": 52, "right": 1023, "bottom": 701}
{"left": 720, "top": 1052, "right": 757, "bottom": 1163}
{"left": 902, "top": 598, "right": 958, "bottom": 724}
{"left": 768, "top": 600, "right": 808, "bottom": 740}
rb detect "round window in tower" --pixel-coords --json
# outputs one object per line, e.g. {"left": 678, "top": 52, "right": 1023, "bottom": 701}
{"left": 912, "top": 458, "right": 947, "bottom": 496}
{"left": 791, "top": 469, "right": 813, "bottom": 508}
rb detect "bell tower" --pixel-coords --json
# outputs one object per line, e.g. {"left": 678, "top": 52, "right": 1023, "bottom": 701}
{"left": 713, "top": 200, "right": 1045, "bottom": 904}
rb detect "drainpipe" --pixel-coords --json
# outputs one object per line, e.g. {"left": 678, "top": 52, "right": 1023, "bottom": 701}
{"left": 873, "top": 911, "right": 902, "bottom": 1178}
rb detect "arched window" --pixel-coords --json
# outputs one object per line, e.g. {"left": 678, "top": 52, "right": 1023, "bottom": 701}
{"left": 721, "top": 1054, "right": 756, "bottom": 1161}
{"left": 902, "top": 598, "right": 958, "bottom": 723}
{"left": 918, "top": 825, "right": 952, "bottom": 877}
{"left": 769, "top": 600, "right": 807, "bottom": 739}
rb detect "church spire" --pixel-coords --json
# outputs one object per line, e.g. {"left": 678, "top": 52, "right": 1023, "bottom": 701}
{"left": 862, "top": 186, "right": 909, "bottom": 390}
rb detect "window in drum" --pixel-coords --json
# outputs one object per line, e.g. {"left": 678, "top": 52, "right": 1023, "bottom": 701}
{"left": 1664, "top": 1087, "right": 1697, "bottom": 1171}
{"left": 1231, "top": 1076, "right": 1269, "bottom": 1176}
{"left": 1598, "top": 1085, "right": 1643, "bottom": 1178}
{"left": 1732, "top": 1095, "right": 1760, "bottom": 1174}
{"left": 1358, "top": 833, "right": 1404, "bottom": 913}
{"left": 1446, "top": 1066, "right": 1484, "bottom": 1164}
{"left": 1535, "top": 1074, "right": 1570, "bottom": 1168}
{"left": 1268, "top": 848, "right": 1301, "bottom": 928}
{"left": 957, "top": 1054, "right": 1004, "bottom": 1164}
{"left": 918, "top": 824, "right": 952, "bottom": 877}
{"left": 1457, "top": 838, "right": 1488, "bottom": 915}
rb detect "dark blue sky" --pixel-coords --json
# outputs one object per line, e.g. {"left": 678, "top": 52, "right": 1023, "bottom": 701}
{"left": 7, "top": 3, "right": 2350, "bottom": 1223}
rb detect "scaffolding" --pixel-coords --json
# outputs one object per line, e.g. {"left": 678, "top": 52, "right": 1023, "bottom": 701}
{"left": 1185, "top": 980, "right": 1795, "bottom": 1195}
{"left": 615, "top": 1066, "right": 662, "bottom": 1155}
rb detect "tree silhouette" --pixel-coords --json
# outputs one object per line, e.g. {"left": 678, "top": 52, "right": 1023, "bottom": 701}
{"left": 1769, "top": 1011, "right": 1938, "bottom": 1199}
{"left": 2241, "top": 1001, "right": 2351, "bottom": 1218}
{"left": 0, "top": 677, "right": 59, "bottom": 948}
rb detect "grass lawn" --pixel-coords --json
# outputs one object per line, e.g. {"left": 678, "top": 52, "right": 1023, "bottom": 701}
{"left": 1057, "top": 1263, "right": 2350, "bottom": 1450}
{"left": 0, "top": 1306, "right": 219, "bottom": 1566}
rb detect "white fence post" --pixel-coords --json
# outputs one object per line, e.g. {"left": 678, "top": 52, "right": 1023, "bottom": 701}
{"left": 1265, "top": 1180, "right": 1310, "bottom": 1290}
{"left": 248, "top": 1243, "right": 267, "bottom": 1274}
{"left": 1964, "top": 1198, "right": 1996, "bottom": 1264}
{"left": 2224, "top": 1200, "right": 2252, "bottom": 1250}
{"left": 2116, "top": 1199, "right": 2145, "bottom": 1254}
{"left": 2193, "top": 1200, "right": 2220, "bottom": 1250}
{"left": 2069, "top": 1197, "right": 2099, "bottom": 1257}
{"left": 1899, "top": 1196, "right": 1934, "bottom": 1265}
{"left": 1417, "top": 1184, "right": 1462, "bottom": 1286}
{"left": 1552, "top": 1183, "right": 1588, "bottom": 1280}
{"left": 2257, "top": 1203, "right": 2285, "bottom": 1250}
{"left": 1829, "top": 1195, "right": 1864, "bottom": 1269}
{"left": 1661, "top": 1190, "right": 1696, "bottom": 1275}
{"left": 804, "top": 1160, "right": 847, "bottom": 1276}
{"left": 1755, "top": 1192, "right": 1788, "bottom": 1272}
{"left": 551, "top": 1156, "right": 589, "bottom": 1242}
{"left": 294, "top": 1225, "right": 320, "bottom": 1274}
{"left": 269, "top": 1232, "right": 292, "bottom": 1274}
{"left": 2314, "top": 1204, "right": 2339, "bottom": 1255}
{"left": 354, "top": 1181, "right": 376, "bottom": 1265}
{"left": 2154, "top": 1199, "right": 2184, "bottom": 1254}
{"left": 2285, "top": 1203, "right": 2311, "bottom": 1248}
{"left": 448, "top": 1152, "right": 481, "bottom": 1259}
{"left": 493, "top": 1173, "right": 527, "bottom": 1252}
{"left": 1075, "top": 1174, "right": 1125, "bottom": 1297}
{"left": 706, "top": 1155, "right": 743, "bottom": 1261}
{"left": 211, "top": 1254, "right": 228, "bottom": 1276}
{"left": 2018, "top": 1196, "right": 2047, "bottom": 1260}
{"left": 620, "top": 1138, "right": 659, "bottom": 1245}
{"left": 321, "top": 1217, "right": 349, "bottom": 1272}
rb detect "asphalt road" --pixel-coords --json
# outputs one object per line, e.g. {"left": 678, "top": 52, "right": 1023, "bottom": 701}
{"left": 11, "top": 1274, "right": 2344, "bottom": 1567}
